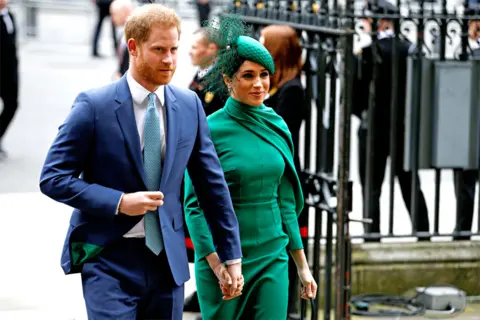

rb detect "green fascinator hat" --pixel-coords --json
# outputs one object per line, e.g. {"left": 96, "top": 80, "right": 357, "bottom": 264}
{"left": 234, "top": 35, "right": 275, "bottom": 75}
{"left": 202, "top": 15, "right": 275, "bottom": 96}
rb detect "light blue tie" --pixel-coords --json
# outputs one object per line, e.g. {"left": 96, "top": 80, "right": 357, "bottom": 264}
{"left": 143, "top": 93, "right": 164, "bottom": 255}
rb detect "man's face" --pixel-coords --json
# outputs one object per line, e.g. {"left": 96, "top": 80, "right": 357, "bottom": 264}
{"left": 111, "top": 4, "right": 133, "bottom": 27}
{"left": 469, "top": 20, "right": 480, "bottom": 40}
{"left": 189, "top": 33, "right": 213, "bottom": 67}
{"left": 0, "top": 0, "right": 8, "bottom": 10}
{"left": 132, "top": 24, "right": 178, "bottom": 87}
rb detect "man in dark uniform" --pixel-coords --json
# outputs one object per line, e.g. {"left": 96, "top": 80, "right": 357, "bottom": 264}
{"left": 0, "top": 0, "right": 18, "bottom": 159}
{"left": 188, "top": 28, "right": 226, "bottom": 117}
{"left": 110, "top": 0, "right": 135, "bottom": 79}
{"left": 352, "top": 0, "right": 430, "bottom": 240}
{"left": 452, "top": 6, "right": 480, "bottom": 240}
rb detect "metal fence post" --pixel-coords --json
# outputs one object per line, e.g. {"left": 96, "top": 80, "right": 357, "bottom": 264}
{"left": 335, "top": 30, "right": 354, "bottom": 320}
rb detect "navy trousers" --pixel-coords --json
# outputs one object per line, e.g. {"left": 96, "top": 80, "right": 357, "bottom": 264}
{"left": 81, "top": 238, "right": 184, "bottom": 320}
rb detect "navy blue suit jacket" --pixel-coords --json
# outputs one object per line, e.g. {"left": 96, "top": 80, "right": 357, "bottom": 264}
{"left": 39, "top": 76, "right": 242, "bottom": 286}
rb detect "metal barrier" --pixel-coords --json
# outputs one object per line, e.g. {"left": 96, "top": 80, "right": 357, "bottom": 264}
{"left": 354, "top": 1, "right": 480, "bottom": 244}
{"left": 222, "top": 0, "right": 480, "bottom": 319}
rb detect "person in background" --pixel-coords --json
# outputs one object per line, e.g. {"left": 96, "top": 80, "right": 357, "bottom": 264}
{"left": 189, "top": 28, "right": 225, "bottom": 117}
{"left": 0, "top": 0, "right": 18, "bottom": 159}
{"left": 184, "top": 16, "right": 317, "bottom": 320}
{"left": 110, "top": 0, "right": 135, "bottom": 78}
{"left": 261, "top": 25, "right": 306, "bottom": 177}
{"left": 467, "top": 7, "right": 480, "bottom": 57}
{"left": 352, "top": 0, "right": 430, "bottom": 241}
{"left": 260, "top": 24, "right": 309, "bottom": 317}
{"left": 196, "top": 0, "right": 210, "bottom": 27}
{"left": 92, "top": 0, "right": 117, "bottom": 58}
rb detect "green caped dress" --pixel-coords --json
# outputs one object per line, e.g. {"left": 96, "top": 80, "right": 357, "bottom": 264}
{"left": 184, "top": 97, "right": 304, "bottom": 320}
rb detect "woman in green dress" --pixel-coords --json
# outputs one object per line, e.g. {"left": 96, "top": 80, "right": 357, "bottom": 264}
{"left": 184, "top": 17, "right": 317, "bottom": 320}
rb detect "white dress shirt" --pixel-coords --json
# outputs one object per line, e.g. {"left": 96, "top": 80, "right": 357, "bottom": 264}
{"left": 469, "top": 37, "right": 480, "bottom": 51}
{"left": 1, "top": 8, "right": 14, "bottom": 34}
{"left": 378, "top": 29, "right": 416, "bottom": 54}
{"left": 122, "top": 71, "right": 167, "bottom": 238}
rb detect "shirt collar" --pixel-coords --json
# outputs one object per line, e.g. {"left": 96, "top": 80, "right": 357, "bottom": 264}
{"left": 469, "top": 37, "right": 480, "bottom": 50}
{"left": 0, "top": 8, "right": 9, "bottom": 16}
{"left": 378, "top": 29, "right": 394, "bottom": 40}
{"left": 197, "top": 64, "right": 213, "bottom": 79}
{"left": 126, "top": 70, "right": 165, "bottom": 107}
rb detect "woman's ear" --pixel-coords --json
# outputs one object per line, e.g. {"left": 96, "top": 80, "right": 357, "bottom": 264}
{"left": 223, "top": 74, "right": 232, "bottom": 89}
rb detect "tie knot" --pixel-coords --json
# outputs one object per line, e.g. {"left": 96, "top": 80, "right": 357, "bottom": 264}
{"left": 148, "top": 93, "right": 156, "bottom": 108}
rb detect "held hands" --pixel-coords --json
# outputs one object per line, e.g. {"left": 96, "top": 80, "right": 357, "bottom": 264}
{"left": 119, "top": 191, "right": 164, "bottom": 216}
{"left": 220, "top": 263, "right": 244, "bottom": 300}
{"left": 298, "top": 267, "right": 318, "bottom": 300}
{"left": 206, "top": 253, "right": 244, "bottom": 300}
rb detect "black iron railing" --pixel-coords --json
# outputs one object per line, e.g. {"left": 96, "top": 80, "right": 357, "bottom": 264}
{"left": 220, "top": 0, "right": 480, "bottom": 319}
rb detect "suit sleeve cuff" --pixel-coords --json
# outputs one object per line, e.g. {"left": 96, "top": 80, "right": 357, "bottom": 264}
{"left": 115, "top": 193, "right": 124, "bottom": 215}
{"left": 225, "top": 258, "right": 242, "bottom": 265}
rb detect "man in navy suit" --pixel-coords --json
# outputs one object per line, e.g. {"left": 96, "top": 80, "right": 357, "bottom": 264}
{"left": 40, "top": 4, "right": 242, "bottom": 319}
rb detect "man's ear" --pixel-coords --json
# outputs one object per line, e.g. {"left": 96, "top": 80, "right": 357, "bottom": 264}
{"left": 127, "top": 39, "right": 138, "bottom": 56}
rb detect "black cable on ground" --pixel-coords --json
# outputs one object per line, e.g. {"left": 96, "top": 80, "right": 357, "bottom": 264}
{"left": 350, "top": 293, "right": 426, "bottom": 317}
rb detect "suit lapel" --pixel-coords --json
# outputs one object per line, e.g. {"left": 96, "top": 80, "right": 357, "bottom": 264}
{"left": 161, "top": 85, "right": 179, "bottom": 188}
{"left": 114, "top": 76, "right": 147, "bottom": 189}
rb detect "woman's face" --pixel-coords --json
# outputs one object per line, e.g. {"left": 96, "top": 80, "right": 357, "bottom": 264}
{"left": 224, "top": 60, "right": 270, "bottom": 107}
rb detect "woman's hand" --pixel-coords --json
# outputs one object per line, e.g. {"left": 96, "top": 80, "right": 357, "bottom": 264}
{"left": 205, "top": 252, "right": 243, "bottom": 300}
{"left": 298, "top": 267, "right": 317, "bottom": 300}
{"left": 219, "top": 274, "right": 244, "bottom": 300}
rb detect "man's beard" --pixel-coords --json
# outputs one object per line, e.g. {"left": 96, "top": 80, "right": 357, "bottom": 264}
{"left": 136, "top": 51, "right": 174, "bottom": 86}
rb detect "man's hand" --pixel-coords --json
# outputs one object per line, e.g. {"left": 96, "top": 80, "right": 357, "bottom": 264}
{"left": 119, "top": 191, "right": 164, "bottom": 216}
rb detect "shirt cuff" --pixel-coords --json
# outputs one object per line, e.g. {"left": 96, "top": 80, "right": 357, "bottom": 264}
{"left": 225, "top": 258, "right": 242, "bottom": 265}
{"left": 116, "top": 193, "right": 124, "bottom": 215}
